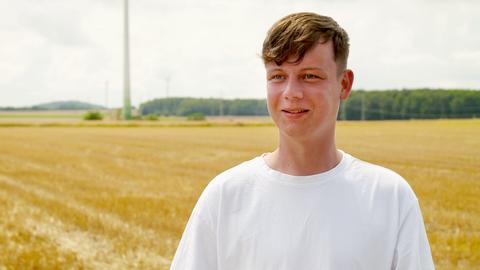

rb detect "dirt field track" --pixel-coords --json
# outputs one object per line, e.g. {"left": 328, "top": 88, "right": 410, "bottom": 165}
{"left": 0, "top": 119, "right": 479, "bottom": 269}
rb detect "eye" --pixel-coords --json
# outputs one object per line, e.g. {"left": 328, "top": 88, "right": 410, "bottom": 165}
{"left": 304, "top": 73, "right": 320, "bottom": 80}
{"left": 268, "top": 74, "right": 285, "bottom": 81}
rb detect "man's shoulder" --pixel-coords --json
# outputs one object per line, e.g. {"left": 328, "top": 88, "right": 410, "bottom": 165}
{"left": 348, "top": 155, "right": 403, "bottom": 181}
{"left": 191, "top": 156, "right": 263, "bottom": 223}
{"left": 346, "top": 153, "right": 417, "bottom": 201}
{"left": 207, "top": 156, "right": 262, "bottom": 189}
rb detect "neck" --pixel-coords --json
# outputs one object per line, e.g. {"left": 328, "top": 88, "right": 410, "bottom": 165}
{"left": 265, "top": 131, "right": 341, "bottom": 176}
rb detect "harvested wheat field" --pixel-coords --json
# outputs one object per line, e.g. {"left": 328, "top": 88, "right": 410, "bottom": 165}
{"left": 0, "top": 119, "right": 479, "bottom": 269}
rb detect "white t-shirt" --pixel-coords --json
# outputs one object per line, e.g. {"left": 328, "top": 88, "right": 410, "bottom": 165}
{"left": 170, "top": 151, "right": 435, "bottom": 270}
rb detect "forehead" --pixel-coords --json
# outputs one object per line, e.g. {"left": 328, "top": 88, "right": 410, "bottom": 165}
{"left": 266, "top": 40, "right": 337, "bottom": 72}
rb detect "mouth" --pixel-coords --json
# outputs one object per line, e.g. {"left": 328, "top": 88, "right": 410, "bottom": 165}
{"left": 281, "top": 108, "right": 310, "bottom": 114}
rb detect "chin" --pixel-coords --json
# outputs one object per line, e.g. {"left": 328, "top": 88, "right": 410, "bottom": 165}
{"left": 278, "top": 124, "right": 311, "bottom": 138}
{"left": 278, "top": 119, "right": 334, "bottom": 140}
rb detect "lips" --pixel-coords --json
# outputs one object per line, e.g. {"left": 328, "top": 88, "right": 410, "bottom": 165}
{"left": 281, "top": 108, "right": 310, "bottom": 114}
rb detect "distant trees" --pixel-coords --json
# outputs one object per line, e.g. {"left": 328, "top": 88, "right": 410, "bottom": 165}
{"left": 140, "top": 98, "right": 269, "bottom": 117}
{"left": 138, "top": 89, "right": 480, "bottom": 120}
{"left": 340, "top": 89, "right": 480, "bottom": 120}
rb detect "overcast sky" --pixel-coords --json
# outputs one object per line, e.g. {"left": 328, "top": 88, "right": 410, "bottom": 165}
{"left": 1, "top": 0, "right": 479, "bottom": 108}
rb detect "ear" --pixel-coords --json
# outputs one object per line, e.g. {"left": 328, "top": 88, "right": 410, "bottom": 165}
{"left": 339, "top": 69, "right": 354, "bottom": 100}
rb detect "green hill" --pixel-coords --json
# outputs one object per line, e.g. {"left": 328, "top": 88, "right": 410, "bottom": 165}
{"left": 32, "top": 101, "right": 105, "bottom": 110}
{"left": 0, "top": 101, "right": 106, "bottom": 111}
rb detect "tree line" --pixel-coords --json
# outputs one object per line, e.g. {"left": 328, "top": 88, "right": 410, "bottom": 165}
{"left": 140, "top": 98, "right": 268, "bottom": 116}
{"left": 140, "top": 89, "right": 480, "bottom": 120}
{"left": 340, "top": 89, "right": 480, "bottom": 120}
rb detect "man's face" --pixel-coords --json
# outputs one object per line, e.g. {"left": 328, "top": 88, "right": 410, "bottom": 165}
{"left": 265, "top": 40, "right": 353, "bottom": 140}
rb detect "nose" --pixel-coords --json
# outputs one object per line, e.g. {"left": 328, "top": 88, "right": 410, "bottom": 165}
{"left": 283, "top": 77, "right": 303, "bottom": 100}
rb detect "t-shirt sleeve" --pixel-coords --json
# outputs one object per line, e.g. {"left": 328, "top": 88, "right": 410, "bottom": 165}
{"left": 170, "top": 182, "right": 219, "bottom": 270}
{"left": 391, "top": 199, "right": 435, "bottom": 270}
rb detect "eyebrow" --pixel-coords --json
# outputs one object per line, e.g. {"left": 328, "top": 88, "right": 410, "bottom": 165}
{"left": 266, "top": 68, "right": 283, "bottom": 73}
{"left": 301, "top": 67, "right": 326, "bottom": 72}
{"left": 267, "top": 67, "right": 326, "bottom": 73}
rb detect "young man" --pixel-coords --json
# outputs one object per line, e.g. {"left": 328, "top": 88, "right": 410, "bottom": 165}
{"left": 170, "top": 12, "right": 435, "bottom": 270}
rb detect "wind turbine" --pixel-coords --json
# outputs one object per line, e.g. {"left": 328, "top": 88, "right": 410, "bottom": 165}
{"left": 122, "top": 0, "right": 132, "bottom": 120}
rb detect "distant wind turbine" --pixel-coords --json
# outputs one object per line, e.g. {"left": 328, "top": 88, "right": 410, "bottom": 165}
{"left": 122, "top": 0, "right": 132, "bottom": 120}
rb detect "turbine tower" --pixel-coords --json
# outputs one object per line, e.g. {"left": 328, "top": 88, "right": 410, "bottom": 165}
{"left": 122, "top": 0, "right": 132, "bottom": 120}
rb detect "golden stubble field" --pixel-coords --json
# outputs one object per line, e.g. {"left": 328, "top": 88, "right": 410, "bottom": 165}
{"left": 0, "top": 119, "right": 479, "bottom": 269}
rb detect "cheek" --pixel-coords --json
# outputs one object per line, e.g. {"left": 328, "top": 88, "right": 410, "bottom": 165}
{"left": 266, "top": 88, "right": 283, "bottom": 118}
{"left": 266, "top": 85, "right": 281, "bottom": 105}
{"left": 313, "top": 82, "right": 340, "bottom": 101}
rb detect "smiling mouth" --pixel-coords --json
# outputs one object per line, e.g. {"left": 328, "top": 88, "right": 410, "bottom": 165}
{"left": 282, "top": 109, "right": 310, "bottom": 114}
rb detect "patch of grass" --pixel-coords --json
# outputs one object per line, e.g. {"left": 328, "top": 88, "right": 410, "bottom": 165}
{"left": 83, "top": 111, "right": 103, "bottom": 121}
{"left": 143, "top": 114, "right": 159, "bottom": 121}
{"left": 187, "top": 112, "right": 206, "bottom": 121}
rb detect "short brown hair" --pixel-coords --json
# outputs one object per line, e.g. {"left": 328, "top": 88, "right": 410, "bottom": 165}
{"left": 262, "top": 12, "right": 350, "bottom": 72}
